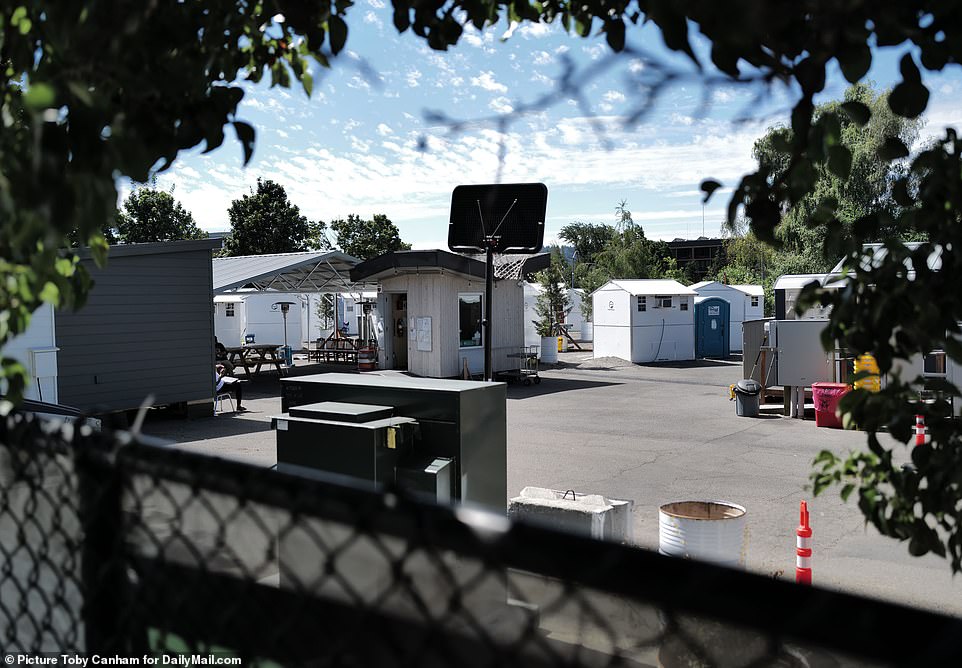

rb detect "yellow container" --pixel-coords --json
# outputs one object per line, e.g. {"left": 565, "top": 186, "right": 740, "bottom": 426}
{"left": 854, "top": 354, "right": 881, "bottom": 392}
{"left": 557, "top": 336, "right": 565, "bottom": 352}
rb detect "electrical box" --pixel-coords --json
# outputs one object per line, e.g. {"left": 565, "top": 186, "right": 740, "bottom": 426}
{"left": 771, "top": 320, "right": 833, "bottom": 386}
{"left": 280, "top": 373, "right": 507, "bottom": 513}
{"left": 275, "top": 401, "right": 417, "bottom": 484}
{"left": 396, "top": 457, "right": 453, "bottom": 503}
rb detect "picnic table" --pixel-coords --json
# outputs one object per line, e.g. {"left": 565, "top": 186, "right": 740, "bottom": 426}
{"left": 225, "top": 344, "right": 286, "bottom": 376}
{"left": 308, "top": 334, "right": 361, "bottom": 364}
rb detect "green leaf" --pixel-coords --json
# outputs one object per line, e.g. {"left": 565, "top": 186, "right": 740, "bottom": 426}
{"left": 841, "top": 483, "right": 855, "bottom": 502}
{"left": 888, "top": 81, "right": 929, "bottom": 119}
{"left": 38, "top": 281, "right": 60, "bottom": 307}
{"left": 878, "top": 136, "right": 909, "bottom": 161}
{"left": 88, "top": 236, "right": 109, "bottom": 268}
{"left": 838, "top": 44, "right": 871, "bottom": 83}
{"left": 301, "top": 70, "right": 313, "bottom": 98}
{"left": 828, "top": 145, "right": 852, "bottom": 179}
{"left": 24, "top": 83, "right": 55, "bottom": 110}
{"left": 700, "top": 179, "right": 723, "bottom": 203}
{"left": 233, "top": 121, "right": 256, "bottom": 164}
{"left": 840, "top": 100, "right": 870, "bottom": 126}
{"left": 329, "top": 15, "right": 348, "bottom": 54}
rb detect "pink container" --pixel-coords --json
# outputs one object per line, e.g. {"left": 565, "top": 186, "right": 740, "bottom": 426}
{"left": 811, "top": 382, "right": 849, "bottom": 428}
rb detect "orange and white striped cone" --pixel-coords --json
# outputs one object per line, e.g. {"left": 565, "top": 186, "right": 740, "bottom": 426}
{"left": 796, "top": 500, "right": 812, "bottom": 585}
{"left": 915, "top": 414, "right": 927, "bottom": 447}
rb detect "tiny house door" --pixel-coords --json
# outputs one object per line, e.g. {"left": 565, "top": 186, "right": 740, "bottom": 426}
{"left": 391, "top": 293, "right": 408, "bottom": 370}
{"left": 696, "top": 297, "right": 730, "bottom": 358}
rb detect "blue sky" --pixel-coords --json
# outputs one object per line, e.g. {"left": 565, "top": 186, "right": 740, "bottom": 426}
{"left": 134, "top": 7, "right": 962, "bottom": 249}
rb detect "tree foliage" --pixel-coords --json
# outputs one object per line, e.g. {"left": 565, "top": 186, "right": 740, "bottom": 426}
{"left": 222, "top": 179, "right": 317, "bottom": 256}
{"left": 0, "top": 2, "right": 352, "bottom": 405}
{"left": 749, "top": 84, "right": 922, "bottom": 274}
{"left": 116, "top": 185, "right": 206, "bottom": 244}
{"left": 330, "top": 214, "right": 411, "bottom": 260}
{"left": 533, "top": 249, "right": 571, "bottom": 337}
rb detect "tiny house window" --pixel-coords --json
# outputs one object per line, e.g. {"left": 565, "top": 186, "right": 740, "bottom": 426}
{"left": 751, "top": 296, "right": 760, "bottom": 308}
{"left": 459, "top": 294, "right": 483, "bottom": 347}
{"left": 679, "top": 298, "right": 688, "bottom": 311}
{"left": 656, "top": 295, "right": 672, "bottom": 308}
{"left": 637, "top": 296, "right": 646, "bottom": 312}
{"left": 225, "top": 303, "right": 235, "bottom": 317}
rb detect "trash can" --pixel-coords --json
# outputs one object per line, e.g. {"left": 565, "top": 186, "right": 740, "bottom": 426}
{"left": 812, "top": 382, "right": 850, "bottom": 428}
{"left": 282, "top": 345, "right": 293, "bottom": 366}
{"left": 733, "top": 379, "right": 761, "bottom": 417}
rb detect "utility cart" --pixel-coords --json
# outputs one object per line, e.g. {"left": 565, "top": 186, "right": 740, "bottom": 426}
{"left": 499, "top": 346, "right": 541, "bottom": 386}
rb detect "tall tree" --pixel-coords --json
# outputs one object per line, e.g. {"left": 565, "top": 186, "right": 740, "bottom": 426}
{"left": 222, "top": 179, "right": 317, "bottom": 256}
{"left": 116, "top": 185, "right": 206, "bottom": 243}
{"left": 750, "top": 84, "right": 922, "bottom": 273}
{"left": 330, "top": 214, "right": 411, "bottom": 260}
{"left": 533, "top": 249, "right": 571, "bottom": 337}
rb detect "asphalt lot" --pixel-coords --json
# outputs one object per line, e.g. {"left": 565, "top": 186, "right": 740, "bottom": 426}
{"left": 141, "top": 354, "right": 962, "bottom": 617}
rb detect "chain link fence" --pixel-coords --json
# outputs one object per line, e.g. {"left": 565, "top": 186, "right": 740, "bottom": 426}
{"left": 2, "top": 411, "right": 961, "bottom": 666}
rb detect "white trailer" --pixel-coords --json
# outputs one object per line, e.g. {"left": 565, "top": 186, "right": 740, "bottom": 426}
{"left": 592, "top": 280, "right": 697, "bottom": 363}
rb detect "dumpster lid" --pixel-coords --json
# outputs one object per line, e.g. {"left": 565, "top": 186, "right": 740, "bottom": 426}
{"left": 734, "top": 379, "right": 761, "bottom": 394}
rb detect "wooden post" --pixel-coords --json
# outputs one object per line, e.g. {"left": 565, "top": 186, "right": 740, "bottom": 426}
{"left": 759, "top": 348, "right": 768, "bottom": 401}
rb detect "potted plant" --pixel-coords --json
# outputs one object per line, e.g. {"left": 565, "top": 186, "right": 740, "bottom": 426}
{"left": 533, "top": 253, "right": 570, "bottom": 364}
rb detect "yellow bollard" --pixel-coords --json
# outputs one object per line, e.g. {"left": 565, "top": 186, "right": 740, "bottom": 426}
{"left": 557, "top": 335, "right": 565, "bottom": 352}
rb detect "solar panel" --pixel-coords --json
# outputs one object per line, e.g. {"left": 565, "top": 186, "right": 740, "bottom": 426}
{"left": 448, "top": 183, "right": 547, "bottom": 253}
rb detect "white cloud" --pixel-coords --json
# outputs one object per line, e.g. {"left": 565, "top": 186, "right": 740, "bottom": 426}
{"left": 533, "top": 50, "right": 552, "bottom": 66}
{"left": 363, "top": 10, "right": 382, "bottom": 25}
{"left": 471, "top": 71, "right": 507, "bottom": 93}
{"left": 603, "top": 90, "right": 626, "bottom": 103}
{"left": 406, "top": 69, "right": 422, "bottom": 87}
{"left": 489, "top": 97, "right": 514, "bottom": 114}
{"left": 627, "top": 59, "right": 645, "bottom": 74}
{"left": 582, "top": 44, "right": 606, "bottom": 60}
{"left": 377, "top": 123, "right": 393, "bottom": 136}
{"left": 518, "top": 22, "right": 551, "bottom": 39}
{"left": 276, "top": 129, "right": 289, "bottom": 138}
{"left": 463, "top": 32, "right": 484, "bottom": 48}
{"left": 713, "top": 88, "right": 736, "bottom": 103}
{"left": 366, "top": 0, "right": 385, "bottom": 7}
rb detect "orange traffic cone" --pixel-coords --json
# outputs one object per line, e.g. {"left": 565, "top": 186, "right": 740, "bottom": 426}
{"left": 796, "top": 500, "right": 812, "bottom": 585}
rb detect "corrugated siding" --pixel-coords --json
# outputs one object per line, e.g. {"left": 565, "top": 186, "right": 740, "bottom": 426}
{"left": 57, "top": 249, "right": 214, "bottom": 412}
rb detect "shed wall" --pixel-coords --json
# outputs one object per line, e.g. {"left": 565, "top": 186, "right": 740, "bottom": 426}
{"left": 56, "top": 248, "right": 215, "bottom": 412}
{"left": 379, "top": 274, "right": 522, "bottom": 377}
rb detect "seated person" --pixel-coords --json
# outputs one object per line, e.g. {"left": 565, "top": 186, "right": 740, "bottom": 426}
{"left": 215, "top": 364, "right": 246, "bottom": 412}
{"left": 214, "top": 337, "right": 234, "bottom": 373}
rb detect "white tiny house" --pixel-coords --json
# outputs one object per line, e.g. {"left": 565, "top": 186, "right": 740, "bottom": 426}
{"left": 592, "top": 280, "right": 697, "bottom": 363}
{"left": 690, "top": 281, "right": 764, "bottom": 352}
{"left": 2, "top": 303, "right": 59, "bottom": 403}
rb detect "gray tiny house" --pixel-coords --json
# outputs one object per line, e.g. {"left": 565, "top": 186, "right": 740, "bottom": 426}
{"left": 56, "top": 239, "right": 220, "bottom": 415}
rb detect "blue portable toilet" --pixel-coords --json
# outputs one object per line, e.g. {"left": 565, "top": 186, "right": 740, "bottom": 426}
{"left": 695, "top": 296, "right": 730, "bottom": 358}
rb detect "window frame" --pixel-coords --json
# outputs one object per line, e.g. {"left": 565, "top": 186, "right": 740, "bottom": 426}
{"left": 751, "top": 296, "right": 760, "bottom": 308}
{"left": 637, "top": 295, "right": 646, "bottom": 312}
{"left": 458, "top": 292, "right": 484, "bottom": 349}
{"left": 655, "top": 295, "right": 672, "bottom": 309}
{"left": 225, "top": 303, "right": 235, "bottom": 317}
{"left": 679, "top": 298, "right": 688, "bottom": 311}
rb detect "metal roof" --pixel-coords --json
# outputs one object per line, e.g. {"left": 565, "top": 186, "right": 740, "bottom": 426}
{"left": 212, "top": 250, "right": 369, "bottom": 293}
{"left": 830, "top": 242, "right": 943, "bottom": 275}
{"left": 730, "top": 284, "right": 764, "bottom": 296}
{"left": 597, "top": 279, "right": 698, "bottom": 296}
{"left": 350, "top": 249, "right": 550, "bottom": 283}
{"left": 772, "top": 274, "right": 844, "bottom": 290}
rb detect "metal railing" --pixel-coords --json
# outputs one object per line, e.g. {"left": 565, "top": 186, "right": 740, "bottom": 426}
{"left": 2, "top": 412, "right": 961, "bottom": 666}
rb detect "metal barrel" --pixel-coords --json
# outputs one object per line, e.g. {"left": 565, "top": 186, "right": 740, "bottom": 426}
{"left": 658, "top": 500, "right": 747, "bottom": 568}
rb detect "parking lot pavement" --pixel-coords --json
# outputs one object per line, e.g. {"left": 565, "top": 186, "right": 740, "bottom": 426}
{"left": 140, "top": 357, "right": 962, "bottom": 616}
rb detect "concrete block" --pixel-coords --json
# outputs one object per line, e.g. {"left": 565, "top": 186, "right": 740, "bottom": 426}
{"left": 508, "top": 486, "right": 634, "bottom": 542}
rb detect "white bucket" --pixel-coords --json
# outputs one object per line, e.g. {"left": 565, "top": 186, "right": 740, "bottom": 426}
{"left": 540, "top": 336, "right": 558, "bottom": 364}
{"left": 658, "top": 501, "right": 747, "bottom": 568}
{"left": 580, "top": 321, "right": 593, "bottom": 342}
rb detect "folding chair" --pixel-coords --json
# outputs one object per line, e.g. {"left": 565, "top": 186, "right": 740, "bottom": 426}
{"left": 214, "top": 391, "right": 235, "bottom": 414}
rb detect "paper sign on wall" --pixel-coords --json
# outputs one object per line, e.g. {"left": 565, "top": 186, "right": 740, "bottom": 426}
{"left": 416, "top": 316, "right": 432, "bottom": 352}
{"left": 708, "top": 306, "right": 720, "bottom": 316}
